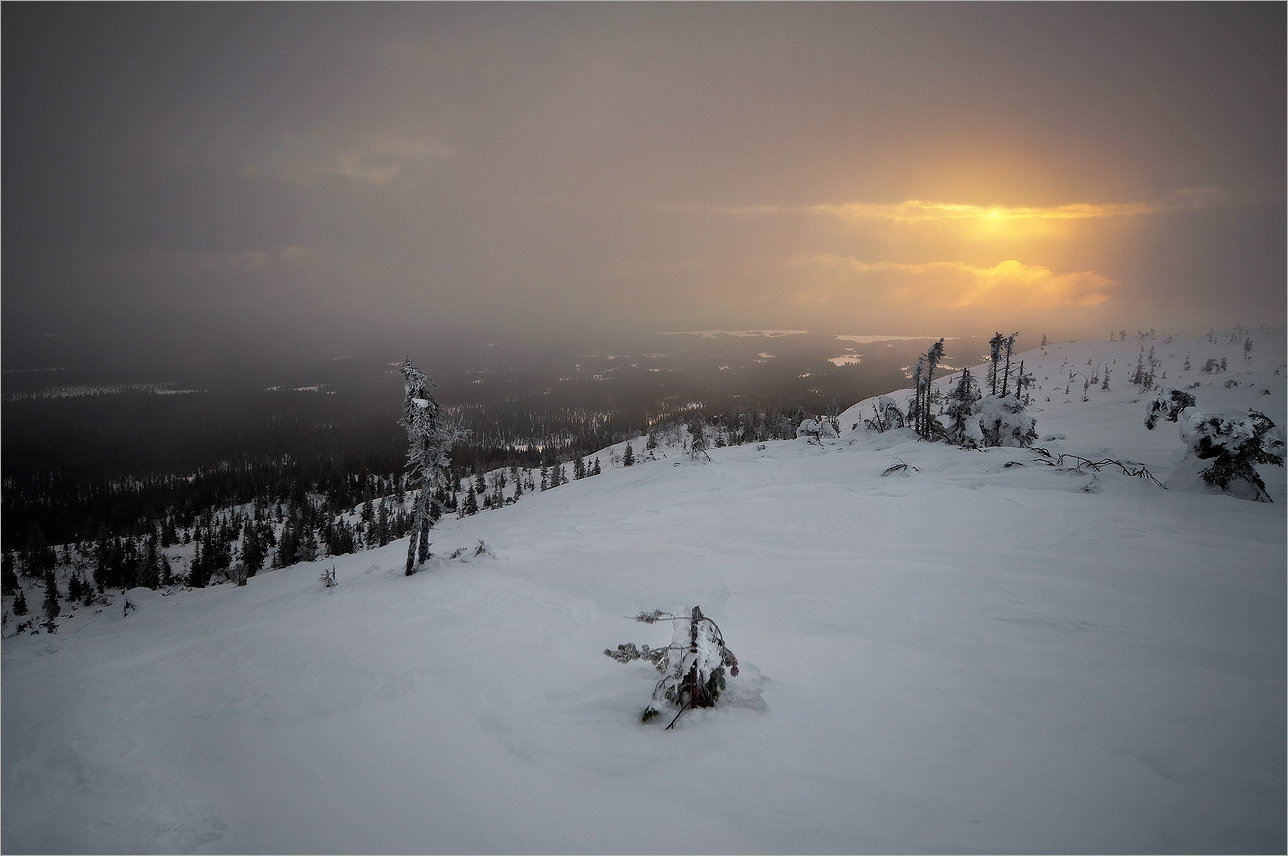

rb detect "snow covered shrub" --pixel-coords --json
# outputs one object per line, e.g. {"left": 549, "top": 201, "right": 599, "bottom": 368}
{"left": 1178, "top": 409, "right": 1285, "bottom": 502}
{"left": 863, "top": 396, "right": 905, "bottom": 433}
{"left": 977, "top": 395, "right": 1038, "bottom": 448}
{"left": 1144, "top": 388, "right": 1197, "bottom": 430}
{"left": 796, "top": 418, "right": 819, "bottom": 442}
{"left": 796, "top": 418, "right": 838, "bottom": 443}
{"left": 605, "top": 606, "right": 739, "bottom": 728}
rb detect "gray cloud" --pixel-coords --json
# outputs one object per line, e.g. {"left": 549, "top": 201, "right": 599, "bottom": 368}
{"left": 3, "top": 3, "right": 1283, "bottom": 369}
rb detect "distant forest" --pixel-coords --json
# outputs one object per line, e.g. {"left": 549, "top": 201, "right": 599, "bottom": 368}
{"left": 3, "top": 333, "right": 966, "bottom": 554}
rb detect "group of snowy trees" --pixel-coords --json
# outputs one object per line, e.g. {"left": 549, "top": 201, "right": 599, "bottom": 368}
{"left": 866, "top": 333, "right": 1037, "bottom": 449}
{"left": 1130, "top": 346, "right": 1164, "bottom": 390}
{"left": 908, "top": 339, "right": 945, "bottom": 439}
{"left": 444, "top": 449, "right": 603, "bottom": 516}
{"left": 644, "top": 406, "right": 809, "bottom": 453}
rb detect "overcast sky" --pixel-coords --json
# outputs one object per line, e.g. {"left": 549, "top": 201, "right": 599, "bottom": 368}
{"left": 4, "top": 3, "right": 1284, "bottom": 369}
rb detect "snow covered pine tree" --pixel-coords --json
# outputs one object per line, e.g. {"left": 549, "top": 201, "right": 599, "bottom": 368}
{"left": 399, "top": 358, "right": 465, "bottom": 575}
{"left": 606, "top": 606, "right": 739, "bottom": 728}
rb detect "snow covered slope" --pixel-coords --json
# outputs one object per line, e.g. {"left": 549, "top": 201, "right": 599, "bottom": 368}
{"left": 3, "top": 329, "right": 1284, "bottom": 853}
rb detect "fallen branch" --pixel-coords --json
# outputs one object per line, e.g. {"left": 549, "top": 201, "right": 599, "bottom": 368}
{"left": 880, "top": 458, "right": 918, "bottom": 477}
{"left": 1055, "top": 454, "right": 1168, "bottom": 488}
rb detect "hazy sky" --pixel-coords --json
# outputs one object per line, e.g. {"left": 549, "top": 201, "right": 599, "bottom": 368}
{"left": 4, "top": 3, "right": 1284, "bottom": 369}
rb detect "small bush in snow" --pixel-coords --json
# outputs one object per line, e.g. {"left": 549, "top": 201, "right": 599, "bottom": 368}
{"left": 1144, "top": 388, "right": 1197, "bottom": 430}
{"left": 1178, "top": 409, "right": 1285, "bottom": 502}
{"left": 606, "top": 606, "right": 739, "bottom": 728}
{"left": 863, "top": 396, "right": 905, "bottom": 433}
{"left": 320, "top": 567, "right": 337, "bottom": 588}
{"left": 796, "top": 418, "right": 838, "bottom": 443}
{"left": 977, "top": 395, "right": 1038, "bottom": 448}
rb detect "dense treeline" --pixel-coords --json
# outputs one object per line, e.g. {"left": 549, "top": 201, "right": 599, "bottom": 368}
{"left": 3, "top": 437, "right": 634, "bottom": 555}
{"left": 4, "top": 332, "right": 934, "bottom": 553}
{"left": 3, "top": 401, "right": 815, "bottom": 555}
{"left": 0, "top": 398, "right": 824, "bottom": 611}
{"left": 2, "top": 451, "right": 405, "bottom": 551}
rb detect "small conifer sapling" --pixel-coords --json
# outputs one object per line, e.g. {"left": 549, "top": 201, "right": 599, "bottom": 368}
{"left": 606, "top": 606, "right": 739, "bottom": 728}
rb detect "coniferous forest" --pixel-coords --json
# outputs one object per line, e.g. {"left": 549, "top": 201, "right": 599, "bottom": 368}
{"left": 4, "top": 332, "right": 951, "bottom": 580}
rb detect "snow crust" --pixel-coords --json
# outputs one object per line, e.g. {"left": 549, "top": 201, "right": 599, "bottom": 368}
{"left": 3, "top": 328, "right": 1284, "bottom": 853}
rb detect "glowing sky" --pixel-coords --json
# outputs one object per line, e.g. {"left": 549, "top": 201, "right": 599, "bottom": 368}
{"left": 3, "top": 3, "right": 1284, "bottom": 367}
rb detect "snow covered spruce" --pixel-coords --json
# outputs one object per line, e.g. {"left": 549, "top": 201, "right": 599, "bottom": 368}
{"left": 605, "top": 606, "right": 739, "bottom": 728}
{"left": 398, "top": 358, "right": 467, "bottom": 575}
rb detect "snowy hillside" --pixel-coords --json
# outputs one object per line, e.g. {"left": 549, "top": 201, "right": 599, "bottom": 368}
{"left": 3, "top": 328, "right": 1284, "bottom": 853}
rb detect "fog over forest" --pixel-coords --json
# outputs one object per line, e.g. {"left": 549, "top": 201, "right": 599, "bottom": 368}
{"left": 3, "top": 4, "right": 1284, "bottom": 376}
{"left": 3, "top": 330, "right": 974, "bottom": 546}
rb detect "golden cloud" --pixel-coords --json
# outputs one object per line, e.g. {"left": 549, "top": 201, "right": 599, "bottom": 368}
{"left": 811, "top": 199, "right": 1165, "bottom": 223}
{"left": 720, "top": 187, "right": 1226, "bottom": 224}
{"left": 796, "top": 256, "right": 1117, "bottom": 310}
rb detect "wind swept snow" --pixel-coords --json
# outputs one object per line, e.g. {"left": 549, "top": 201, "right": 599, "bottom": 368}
{"left": 3, "top": 329, "right": 1284, "bottom": 853}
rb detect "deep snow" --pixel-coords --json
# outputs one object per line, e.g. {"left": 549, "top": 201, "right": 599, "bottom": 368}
{"left": 3, "top": 329, "right": 1285, "bottom": 854}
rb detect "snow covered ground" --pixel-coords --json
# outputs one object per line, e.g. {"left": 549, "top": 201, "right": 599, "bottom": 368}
{"left": 3, "top": 329, "right": 1284, "bottom": 853}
